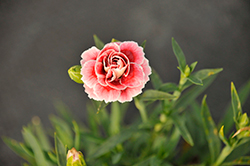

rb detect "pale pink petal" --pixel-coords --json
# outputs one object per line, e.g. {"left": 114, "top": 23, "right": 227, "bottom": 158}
{"left": 93, "top": 83, "right": 121, "bottom": 103}
{"left": 118, "top": 84, "right": 144, "bottom": 103}
{"left": 80, "top": 46, "right": 100, "bottom": 65}
{"left": 84, "top": 84, "right": 102, "bottom": 101}
{"left": 121, "top": 63, "right": 144, "bottom": 87}
{"left": 81, "top": 60, "right": 98, "bottom": 88}
{"left": 141, "top": 58, "right": 152, "bottom": 83}
{"left": 120, "top": 41, "right": 144, "bottom": 65}
{"left": 99, "top": 43, "right": 120, "bottom": 56}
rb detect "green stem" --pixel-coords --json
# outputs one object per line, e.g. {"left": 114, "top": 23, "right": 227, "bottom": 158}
{"left": 213, "top": 146, "right": 233, "bottom": 166}
{"left": 134, "top": 98, "right": 148, "bottom": 123}
{"left": 110, "top": 102, "right": 121, "bottom": 135}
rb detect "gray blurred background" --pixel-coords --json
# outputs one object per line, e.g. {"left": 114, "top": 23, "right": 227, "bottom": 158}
{"left": 1, "top": 0, "right": 250, "bottom": 165}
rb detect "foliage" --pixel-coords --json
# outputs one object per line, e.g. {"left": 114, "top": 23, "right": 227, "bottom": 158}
{"left": 3, "top": 36, "right": 250, "bottom": 166}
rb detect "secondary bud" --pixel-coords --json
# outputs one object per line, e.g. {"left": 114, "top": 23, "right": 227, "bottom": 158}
{"left": 67, "top": 147, "right": 86, "bottom": 166}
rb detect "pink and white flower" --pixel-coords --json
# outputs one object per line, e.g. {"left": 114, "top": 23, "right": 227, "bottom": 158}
{"left": 80, "top": 41, "right": 151, "bottom": 103}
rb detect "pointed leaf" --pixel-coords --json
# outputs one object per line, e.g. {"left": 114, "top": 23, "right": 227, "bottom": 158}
{"left": 22, "top": 127, "right": 51, "bottom": 166}
{"left": 231, "top": 82, "right": 243, "bottom": 128}
{"left": 111, "top": 38, "right": 120, "bottom": 42}
{"left": 190, "top": 61, "right": 198, "bottom": 72}
{"left": 219, "top": 126, "right": 230, "bottom": 147}
{"left": 172, "top": 38, "right": 186, "bottom": 73}
{"left": 171, "top": 113, "right": 194, "bottom": 146}
{"left": 2, "top": 137, "right": 36, "bottom": 165}
{"left": 220, "top": 79, "right": 250, "bottom": 134}
{"left": 54, "top": 133, "right": 67, "bottom": 166}
{"left": 93, "top": 34, "right": 105, "bottom": 49}
{"left": 141, "top": 90, "right": 176, "bottom": 101}
{"left": 187, "top": 74, "right": 203, "bottom": 86}
{"left": 201, "top": 95, "right": 221, "bottom": 163}
{"left": 73, "top": 121, "right": 80, "bottom": 150}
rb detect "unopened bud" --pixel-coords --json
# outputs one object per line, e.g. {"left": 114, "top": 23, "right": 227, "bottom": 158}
{"left": 68, "top": 65, "right": 84, "bottom": 84}
{"left": 67, "top": 147, "right": 86, "bottom": 166}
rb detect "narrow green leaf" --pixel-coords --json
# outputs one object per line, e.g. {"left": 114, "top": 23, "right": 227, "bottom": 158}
{"left": 53, "top": 100, "right": 75, "bottom": 125}
{"left": 219, "top": 126, "right": 230, "bottom": 147}
{"left": 141, "top": 90, "right": 176, "bottom": 101}
{"left": 182, "top": 68, "right": 223, "bottom": 90}
{"left": 150, "top": 69, "right": 163, "bottom": 89}
{"left": 54, "top": 133, "right": 67, "bottom": 166}
{"left": 22, "top": 127, "right": 51, "bottom": 166}
{"left": 93, "top": 34, "right": 105, "bottom": 49}
{"left": 89, "top": 128, "right": 137, "bottom": 159}
{"left": 231, "top": 82, "right": 243, "bottom": 128}
{"left": 171, "top": 113, "right": 194, "bottom": 146}
{"left": 68, "top": 65, "right": 83, "bottom": 84}
{"left": 32, "top": 116, "right": 51, "bottom": 151}
{"left": 73, "top": 121, "right": 80, "bottom": 150}
{"left": 48, "top": 152, "right": 57, "bottom": 164}
{"left": 163, "top": 127, "right": 181, "bottom": 158}
{"left": 158, "top": 83, "right": 178, "bottom": 92}
{"left": 2, "top": 137, "right": 36, "bottom": 165}
{"left": 190, "top": 61, "right": 198, "bottom": 73}
{"left": 109, "top": 102, "right": 121, "bottom": 136}
{"left": 19, "top": 143, "right": 34, "bottom": 157}
{"left": 187, "top": 74, "right": 203, "bottom": 86}
{"left": 50, "top": 115, "right": 73, "bottom": 148}
{"left": 172, "top": 38, "right": 186, "bottom": 73}
{"left": 201, "top": 95, "right": 221, "bottom": 164}
{"left": 219, "top": 79, "right": 250, "bottom": 134}
{"left": 132, "top": 155, "right": 162, "bottom": 166}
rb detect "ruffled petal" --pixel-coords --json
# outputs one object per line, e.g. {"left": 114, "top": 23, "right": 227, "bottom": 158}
{"left": 93, "top": 83, "right": 121, "bottom": 103}
{"left": 141, "top": 58, "right": 152, "bottom": 83}
{"left": 84, "top": 84, "right": 102, "bottom": 101}
{"left": 120, "top": 41, "right": 144, "bottom": 65}
{"left": 118, "top": 84, "right": 144, "bottom": 103}
{"left": 121, "top": 63, "right": 144, "bottom": 87}
{"left": 99, "top": 42, "right": 120, "bottom": 56}
{"left": 80, "top": 46, "right": 100, "bottom": 65}
{"left": 81, "top": 60, "right": 98, "bottom": 88}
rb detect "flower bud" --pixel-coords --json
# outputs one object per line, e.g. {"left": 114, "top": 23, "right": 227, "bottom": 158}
{"left": 67, "top": 148, "right": 86, "bottom": 166}
{"left": 68, "top": 65, "right": 84, "bottom": 84}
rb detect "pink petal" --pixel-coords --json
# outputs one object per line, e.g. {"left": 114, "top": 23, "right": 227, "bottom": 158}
{"left": 95, "top": 61, "right": 107, "bottom": 86}
{"left": 81, "top": 60, "right": 98, "bottom": 88}
{"left": 99, "top": 42, "right": 120, "bottom": 56}
{"left": 93, "top": 83, "right": 121, "bottom": 103}
{"left": 84, "top": 84, "right": 102, "bottom": 101}
{"left": 118, "top": 84, "right": 144, "bottom": 103}
{"left": 121, "top": 63, "right": 144, "bottom": 87}
{"left": 141, "top": 58, "right": 152, "bottom": 83}
{"left": 120, "top": 41, "right": 144, "bottom": 65}
{"left": 80, "top": 47, "right": 100, "bottom": 65}
{"left": 106, "top": 78, "right": 127, "bottom": 90}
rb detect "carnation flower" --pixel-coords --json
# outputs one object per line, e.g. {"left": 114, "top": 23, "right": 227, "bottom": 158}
{"left": 80, "top": 41, "right": 151, "bottom": 103}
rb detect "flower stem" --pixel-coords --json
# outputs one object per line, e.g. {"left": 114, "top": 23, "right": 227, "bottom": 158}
{"left": 134, "top": 97, "right": 148, "bottom": 123}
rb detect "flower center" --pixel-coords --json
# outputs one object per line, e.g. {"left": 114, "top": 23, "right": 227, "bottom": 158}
{"left": 103, "top": 54, "right": 129, "bottom": 80}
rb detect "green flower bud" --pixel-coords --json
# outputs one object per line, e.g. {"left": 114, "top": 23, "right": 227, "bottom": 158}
{"left": 67, "top": 148, "right": 86, "bottom": 166}
{"left": 239, "top": 113, "right": 249, "bottom": 128}
{"left": 68, "top": 65, "right": 84, "bottom": 84}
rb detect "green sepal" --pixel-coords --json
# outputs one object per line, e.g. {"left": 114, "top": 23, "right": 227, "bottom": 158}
{"left": 141, "top": 40, "right": 147, "bottom": 50}
{"left": 111, "top": 38, "right": 120, "bottom": 42}
{"left": 93, "top": 34, "right": 105, "bottom": 50}
{"left": 68, "top": 65, "right": 83, "bottom": 84}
